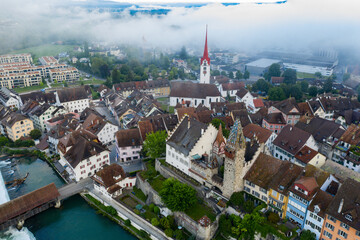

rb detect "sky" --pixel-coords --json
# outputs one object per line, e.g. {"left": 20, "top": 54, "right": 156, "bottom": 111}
{"left": 0, "top": 0, "right": 359, "bottom": 55}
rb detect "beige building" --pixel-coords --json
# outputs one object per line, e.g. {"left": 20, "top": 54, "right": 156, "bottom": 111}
{"left": 49, "top": 67, "right": 80, "bottom": 83}
{"left": 0, "top": 53, "right": 33, "bottom": 64}
{"left": 1, "top": 112, "right": 34, "bottom": 141}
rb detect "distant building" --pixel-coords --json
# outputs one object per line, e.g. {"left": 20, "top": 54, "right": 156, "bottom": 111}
{"left": 113, "top": 80, "right": 170, "bottom": 98}
{"left": 0, "top": 53, "right": 32, "bottom": 64}
{"left": 219, "top": 82, "right": 245, "bottom": 98}
{"left": 0, "top": 87, "right": 21, "bottom": 109}
{"left": 39, "top": 56, "right": 58, "bottom": 66}
{"left": 245, "top": 58, "right": 281, "bottom": 76}
{"left": 49, "top": 67, "right": 80, "bottom": 83}
{"left": 199, "top": 27, "right": 211, "bottom": 84}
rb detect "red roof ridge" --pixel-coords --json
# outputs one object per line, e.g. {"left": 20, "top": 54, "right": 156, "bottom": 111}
{"left": 201, "top": 25, "right": 210, "bottom": 65}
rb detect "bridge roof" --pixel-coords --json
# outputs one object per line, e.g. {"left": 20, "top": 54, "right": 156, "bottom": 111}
{"left": 0, "top": 183, "right": 59, "bottom": 225}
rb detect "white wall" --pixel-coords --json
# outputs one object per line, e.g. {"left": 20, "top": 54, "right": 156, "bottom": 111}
{"left": 98, "top": 122, "right": 118, "bottom": 145}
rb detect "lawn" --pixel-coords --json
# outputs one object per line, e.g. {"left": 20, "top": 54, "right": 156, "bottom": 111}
{"left": 148, "top": 175, "right": 167, "bottom": 193}
{"left": 132, "top": 186, "right": 148, "bottom": 202}
{"left": 121, "top": 195, "right": 139, "bottom": 209}
{"left": 10, "top": 44, "right": 77, "bottom": 63}
{"left": 297, "top": 72, "right": 316, "bottom": 79}
{"left": 156, "top": 97, "right": 168, "bottom": 102}
{"left": 185, "top": 201, "right": 217, "bottom": 222}
{"left": 13, "top": 84, "right": 48, "bottom": 93}
{"left": 50, "top": 83, "right": 64, "bottom": 88}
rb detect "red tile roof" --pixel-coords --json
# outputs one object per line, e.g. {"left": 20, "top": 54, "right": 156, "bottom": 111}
{"left": 253, "top": 98, "right": 264, "bottom": 108}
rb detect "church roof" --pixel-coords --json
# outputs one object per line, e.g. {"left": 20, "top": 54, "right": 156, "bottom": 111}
{"left": 169, "top": 81, "right": 220, "bottom": 98}
{"left": 214, "top": 124, "right": 225, "bottom": 146}
{"left": 200, "top": 26, "right": 210, "bottom": 65}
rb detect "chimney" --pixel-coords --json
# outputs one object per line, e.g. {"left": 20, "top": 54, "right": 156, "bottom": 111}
{"left": 188, "top": 117, "right": 191, "bottom": 129}
{"left": 290, "top": 127, "right": 293, "bottom": 131}
{"left": 338, "top": 199, "right": 344, "bottom": 213}
{"left": 201, "top": 128, "right": 204, "bottom": 135}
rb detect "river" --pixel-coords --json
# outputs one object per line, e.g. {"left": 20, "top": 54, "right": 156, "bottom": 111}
{"left": 0, "top": 157, "right": 136, "bottom": 240}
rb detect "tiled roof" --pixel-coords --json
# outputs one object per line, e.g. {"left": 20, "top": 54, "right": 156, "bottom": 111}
{"left": 272, "top": 98, "right": 299, "bottom": 115}
{"left": 243, "top": 124, "right": 272, "bottom": 144}
{"left": 269, "top": 161, "right": 303, "bottom": 195}
{"left": 307, "top": 190, "right": 333, "bottom": 218}
{"left": 170, "top": 81, "right": 220, "bottom": 98}
{"left": 273, "top": 125, "right": 311, "bottom": 155}
{"left": 115, "top": 129, "right": 142, "bottom": 147}
{"left": 221, "top": 82, "right": 245, "bottom": 91}
{"left": 57, "top": 87, "right": 88, "bottom": 103}
{"left": 294, "top": 146, "right": 319, "bottom": 164}
{"left": 264, "top": 112, "right": 286, "bottom": 124}
{"left": 253, "top": 98, "right": 264, "bottom": 108}
{"left": 94, "top": 164, "right": 126, "bottom": 188}
{"left": 235, "top": 87, "right": 249, "bottom": 99}
{"left": 326, "top": 178, "right": 360, "bottom": 230}
{"left": 339, "top": 124, "right": 360, "bottom": 145}
{"left": 20, "top": 91, "right": 56, "bottom": 104}
{"left": 1, "top": 112, "right": 28, "bottom": 128}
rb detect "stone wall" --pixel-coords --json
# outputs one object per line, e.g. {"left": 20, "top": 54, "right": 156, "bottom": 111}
{"left": 136, "top": 173, "right": 163, "bottom": 206}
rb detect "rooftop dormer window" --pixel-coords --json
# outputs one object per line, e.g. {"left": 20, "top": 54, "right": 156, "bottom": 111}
{"left": 345, "top": 214, "right": 353, "bottom": 222}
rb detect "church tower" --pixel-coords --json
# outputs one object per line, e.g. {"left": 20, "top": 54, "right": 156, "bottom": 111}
{"left": 200, "top": 26, "right": 211, "bottom": 84}
{"left": 222, "top": 120, "right": 247, "bottom": 198}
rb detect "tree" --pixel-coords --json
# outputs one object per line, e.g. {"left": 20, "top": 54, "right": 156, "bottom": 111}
{"left": 229, "top": 192, "right": 244, "bottom": 207}
{"left": 300, "top": 230, "right": 316, "bottom": 240}
{"left": 244, "top": 200, "right": 255, "bottom": 213}
{"left": 267, "top": 212, "right": 280, "bottom": 224}
{"left": 160, "top": 178, "right": 197, "bottom": 212}
{"left": 218, "top": 215, "right": 233, "bottom": 236}
{"left": 308, "top": 86, "right": 318, "bottom": 97}
{"left": 174, "top": 229, "right": 184, "bottom": 240}
{"left": 151, "top": 218, "right": 159, "bottom": 226}
{"left": 323, "top": 78, "right": 333, "bottom": 93}
{"left": 211, "top": 118, "right": 229, "bottom": 138}
{"left": 30, "top": 129, "right": 42, "bottom": 140}
{"left": 282, "top": 69, "right": 297, "bottom": 85}
{"left": 314, "top": 72, "right": 322, "bottom": 79}
{"left": 111, "top": 69, "right": 121, "bottom": 84}
{"left": 154, "top": 206, "right": 160, "bottom": 215}
{"left": 221, "top": 71, "right": 227, "bottom": 76}
{"left": 300, "top": 80, "right": 309, "bottom": 93}
{"left": 287, "top": 85, "right": 303, "bottom": 100}
{"left": 179, "top": 46, "right": 188, "bottom": 60}
{"left": 124, "top": 219, "right": 131, "bottom": 226}
{"left": 232, "top": 212, "right": 265, "bottom": 240}
{"left": 84, "top": 41, "right": 89, "bottom": 57}
{"left": 243, "top": 70, "right": 250, "bottom": 80}
{"left": 143, "top": 130, "right": 167, "bottom": 159}
{"left": 160, "top": 217, "right": 170, "bottom": 229}
{"left": 164, "top": 229, "right": 173, "bottom": 237}
{"left": 268, "top": 87, "right": 286, "bottom": 101}
{"left": 265, "top": 63, "right": 281, "bottom": 81}
{"left": 228, "top": 72, "right": 234, "bottom": 79}
{"left": 252, "top": 78, "right": 272, "bottom": 94}
{"left": 212, "top": 70, "right": 220, "bottom": 76}
{"left": 236, "top": 70, "right": 243, "bottom": 80}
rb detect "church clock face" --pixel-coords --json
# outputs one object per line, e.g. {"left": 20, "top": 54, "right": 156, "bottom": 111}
{"left": 203, "top": 70, "right": 207, "bottom": 75}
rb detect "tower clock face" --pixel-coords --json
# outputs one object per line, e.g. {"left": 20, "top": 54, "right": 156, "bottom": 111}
{"left": 203, "top": 71, "right": 207, "bottom": 75}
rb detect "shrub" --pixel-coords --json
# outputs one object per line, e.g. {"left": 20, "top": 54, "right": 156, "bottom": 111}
{"left": 174, "top": 229, "right": 184, "bottom": 240}
{"left": 229, "top": 192, "right": 244, "bottom": 207}
{"left": 138, "top": 230, "right": 148, "bottom": 238}
{"left": 124, "top": 219, "right": 131, "bottom": 226}
{"left": 267, "top": 212, "right": 280, "bottom": 224}
{"left": 133, "top": 209, "right": 140, "bottom": 215}
{"left": 244, "top": 200, "right": 255, "bottom": 213}
{"left": 151, "top": 218, "right": 159, "bottom": 226}
{"left": 154, "top": 206, "right": 160, "bottom": 215}
{"left": 149, "top": 203, "right": 155, "bottom": 212}
{"left": 106, "top": 206, "right": 117, "bottom": 216}
{"left": 30, "top": 129, "right": 42, "bottom": 140}
{"left": 164, "top": 228, "right": 173, "bottom": 237}
{"left": 160, "top": 217, "right": 170, "bottom": 229}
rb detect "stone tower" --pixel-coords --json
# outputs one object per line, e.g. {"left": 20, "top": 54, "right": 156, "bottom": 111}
{"left": 222, "top": 120, "right": 247, "bottom": 198}
{"left": 199, "top": 26, "right": 211, "bottom": 84}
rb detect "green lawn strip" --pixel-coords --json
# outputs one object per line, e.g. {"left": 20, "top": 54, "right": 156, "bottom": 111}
{"left": 132, "top": 186, "right": 148, "bottom": 202}
{"left": 13, "top": 84, "right": 48, "bottom": 93}
{"left": 148, "top": 175, "right": 166, "bottom": 192}
{"left": 121, "top": 195, "right": 140, "bottom": 209}
{"left": 10, "top": 44, "right": 76, "bottom": 62}
{"left": 185, "top": 201, "right": 216, "bottom": 222}
{"left": 297, "top": 72, "right": 316, "bottom": 79}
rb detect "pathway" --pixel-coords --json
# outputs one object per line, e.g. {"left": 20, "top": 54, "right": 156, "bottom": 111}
{"left": 90, "top": 188, "right": 170, "bottom": 240}
{"left": 58, "top": 178, "right": 92, "bottom": 200}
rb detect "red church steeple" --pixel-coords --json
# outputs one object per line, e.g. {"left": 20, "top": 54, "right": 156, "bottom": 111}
{"left": 201, "top": 25, "right": 210, "bottom": 65}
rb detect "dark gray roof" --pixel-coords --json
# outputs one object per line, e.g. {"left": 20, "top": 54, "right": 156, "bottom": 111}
{"left": 295, "top": 117, "right": 344, "bottom": 143}
{"left": 273, "top": 125, "right": 311, "bottom": 155}
{"left": 272, "top": 98, "right": 299, "bottom": 115}
{"left": 57, "top": 87, "right": 88, "bottom": 103}
{"left": 20, "top": 91, "right": 56, "bottom": 104}
{"left": 169, "top": 81, "right": 220, "bottom": 98}
{"left": 167, "top": 116, "right": 208, "bottom": 156}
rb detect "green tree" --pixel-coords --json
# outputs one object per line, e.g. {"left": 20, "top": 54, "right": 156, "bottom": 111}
{"left": 300, "top": 230, "right": 317, "bottom": 240}
{"left": 160, "top": 217, "right": 170, "bottom": 229}
{"left": 174, "top": 229, "right": 184, "bottom": 240}
{"left": 314, "top": 72, "right": 322, "bottom": 79}
{"left": 0, "top": 136, "right": 9, "bottom": 147}
{"left": 323, "top": 78, "right": 333, "bottom": 93}
{"left": 232, "top": 212, "right": 265, "bottom": 240}
{"left": 267, "top": 212, "right": 280, "bottom": 224}
{"left": 124, "top": 219, "right": 131, "bottom": 226}
{"left": 164, "top": 229, "right": 173, "bottom": 237}
{"left": 300, "top": 80, "right": 309, "bottom": 93}
{"left": 160, "top": 178, "right": 197, "bottom": 212}
{"left": 30, "top": 129, "right": 42, "bottom": 140}
{"left": 111, "top": 69, "right": 121, "bottom": 84}
{"left": 265, "top": 63, "right": 281, "bottom": 81}
{"left": 244, "top": 200, "right": 255, "bottom": 213}
{"left": 236, "top": 70, "right": 243, "bottom": 80}
{"left": 287, "top": 85, "right": 303, "bottom": 100}
{"left": 268, "top": 87, "right": 286, "bottom": 101}
{"left": 143, "top": 130, "right": 167, "bottom": 159}
{"left": 309, "top": 86, "right": 317, "bottom": 97}
{"left": 84, "top": 41, "right": 89, "bottom": 57}
{"left": 218, "top": 215, "right": 233, "bottom": 236}
{"left": 179, "top": 46, "right": 188, "bottom": 60}
{"left": 151, "top": 218, "right": 160, "bottom": 226}
{"left": 211, "top": 119, "right": 229, "bottom": 138}
{"left": 243, "top": 70, "right": 250, "bottom": 80}
{"left": 252, "top": 78, "right": 272, "bottom": 93}
{"left": 221, "top": 71, "right": 227, "bottom": 76}
{"left": 154, "top": 206, "right": 160, "bottom": 215}
{"left": 212, "top": 70, "right": 220, "bottom": 76}
{"left": 282, "top": 69, "right": 297, "bottom": 84}
{"left": 229, "top": 192, "right": 244, "bottom": 207}
{"left": 228, "top": 72, "right": 234, "bottom": 79}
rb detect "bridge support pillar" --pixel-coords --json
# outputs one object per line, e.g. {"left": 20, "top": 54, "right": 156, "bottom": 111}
{"left": 16, "top": 220, "right": 24, "bottom": 230}
{"left": 54, "top": 199, "right": 61, "bottom": 208}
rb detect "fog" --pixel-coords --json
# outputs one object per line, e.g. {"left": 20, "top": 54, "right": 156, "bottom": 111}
{"left": 0, "top": 0, "right": 360, "bottom": 55}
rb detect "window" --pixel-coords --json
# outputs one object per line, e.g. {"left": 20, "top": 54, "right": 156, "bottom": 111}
{"left": 260, "top": 188, "right": 267, "bottom": 194}
{"left": 280, "top": 194, "right": 284, "bottom": 201}
{"left": 340, "top": 222, "right": 349, "bottom": 230}
{"left": 344, "top": 214, "right": 352, "bottom": 222}
{"left": 328, "top": 216, "right": 336, "bottom": 223}
{"left": 338, "top": 230, "right": 348, "bottom": 239}
{"left": 323, "top": 230, "right": 333, "bottom": 239}
{"left": 325, "top": 222, "right": 334, "bottom": 231}
{"left": 262, "top": 196, "right": 267, "bottom": 202}
{"left": 355, "top": 230, "right": 360, "bottom": 237}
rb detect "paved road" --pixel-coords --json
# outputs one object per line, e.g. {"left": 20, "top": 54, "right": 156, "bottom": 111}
{"left": 58, "top": 178, "right": 92, "bottom": 200}
{"left": 91, "top": 189, "right": 170, "bottom": 240}
{"left": 118, "top": 159, "right": 144, "bottom": 173}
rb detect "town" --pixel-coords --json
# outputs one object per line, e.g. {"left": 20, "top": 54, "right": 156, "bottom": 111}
{"left": 0, "top": 24, "right": 360, "bottom": 240}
